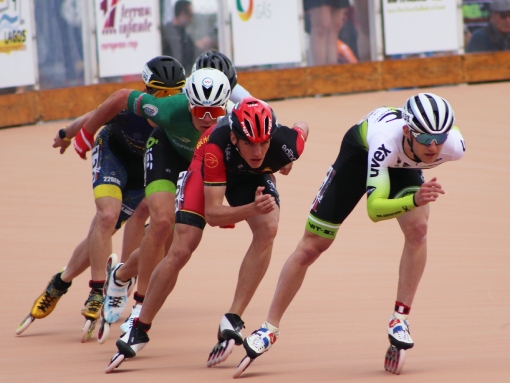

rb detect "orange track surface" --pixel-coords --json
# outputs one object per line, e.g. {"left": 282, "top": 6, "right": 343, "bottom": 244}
{"left": 2, "top": 82, "right": 508, "bottom": 382}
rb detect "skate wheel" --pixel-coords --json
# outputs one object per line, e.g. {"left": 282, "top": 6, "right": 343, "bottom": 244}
{"left": 105, "top": 352, "right": 125, "bottom": 374}
{"left": 207, "top": 339, "right": 235, "bottom": 367}
{"left": 109, "top": 253, "right": 119, "bottom": 267}
{"left": 384, "top": 345, "right": 406, "bottom": 374}
{"left": 206, "top": 354, "right": 214, "bottom": 368}
{"left": 218, "top": 339, "right": 235, "bottom": 364}
{"left": 15, "top": 315, "right": 34, "bottom": 335}
{"left": 394, "top": 349, "right": 406, "bottom": 375}
{"left": 233, "top": 356, "right": 253, "bottom": 379}
{"left": 207, "top": 340, "right": 225, "bottom": 367}
{"left": 81, "top": 319, "right": 97, "bottom": 343}
{"left": 97, "top": 320, "right": 110, "bottom": 344}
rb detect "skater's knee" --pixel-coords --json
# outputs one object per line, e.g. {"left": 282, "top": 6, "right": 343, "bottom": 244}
{"left": 294, "top": 246, "right": 321, "bottom": 266}
{"left": 146, "top": 213, "right": 174, "bottom": 236}
{"left": 95, "top": 209, "right": 120, "bottom": 233}
{"left": 167, "top": 247, "right": 192, "bottom": 270}
{"left": 251, "top": 219, "right": 278, "bottom": 241}
{"left": 295, "top": 233, "right": 331, "bottom": 265}
{"left": 401, "top": 219, "right": 428, "bottom": 244}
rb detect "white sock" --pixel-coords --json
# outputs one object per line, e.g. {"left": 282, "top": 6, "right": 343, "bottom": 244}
{"left": 393, "top": 312, "right": 408, "bottom": 321}
{"left": 263, "top": 321, "right": 280, "bottom": 338}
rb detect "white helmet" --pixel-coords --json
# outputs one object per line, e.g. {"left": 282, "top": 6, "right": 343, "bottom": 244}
{"left": 185, "top": 68, "right": 231, "bottom": 107}
{"left": 402, "top": 93, "right": 455, "bottom": 135}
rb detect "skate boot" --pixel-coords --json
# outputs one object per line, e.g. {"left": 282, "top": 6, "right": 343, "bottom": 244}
{"left": 233, "top": 321, "right": 279, "bottom": 378}
{"left": 16, "top": 270, "right": 71, "bottom": 335}
{"left": 98, "top": 254, "right": 129, "bottom": 343}
{"left": 119, "top": 303, "right": 142, "bottom": 334}
{"left": 105, "top": 319, "right": 150, "bottom": 373}
{"left": 81, "top": 288, "right": 103, "bottom": 343}
{"left": 384, "top": 313, "right": 414, "bottom": 374}
{"left": 207, "top": 313, "right": 245, "bottom": 367}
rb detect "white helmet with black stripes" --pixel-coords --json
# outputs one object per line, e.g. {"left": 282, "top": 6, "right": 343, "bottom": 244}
{"left": 403, "top": 93, "right": 455, "bottom": 135}
{"left": 185, "top": 68, "right": 231, "bottom": 107}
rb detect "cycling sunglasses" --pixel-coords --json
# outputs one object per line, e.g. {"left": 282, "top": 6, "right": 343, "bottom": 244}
{"left": 146, "top": 87, "right": 182, "bottom": 98}
{"left": 190, "top": 105, "right": 226, "bottom": 120}
{"left": 410, "top": 130, "right": 448, "bottom": 145}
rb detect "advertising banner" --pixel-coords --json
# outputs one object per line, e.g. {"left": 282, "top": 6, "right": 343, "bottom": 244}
{"left": 94, "top": 0, "right": 161, "bottom": 78}
{"left": 0, "top": 0, "right": 36, "bottom": 88}
{"left": 231, "top": 0, "right": 302, "bottom": 67}
{"left": 382, "top": 0, "right": 458, "bottom": 55}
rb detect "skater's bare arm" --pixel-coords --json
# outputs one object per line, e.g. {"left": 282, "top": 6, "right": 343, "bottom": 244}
{"left": 83, "top": 89, "right": 131, "bottom": 135}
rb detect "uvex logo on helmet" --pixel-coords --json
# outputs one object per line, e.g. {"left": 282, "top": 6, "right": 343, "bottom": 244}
{"left": 202, "top": 77, "right": 213, "bottom": 89}
{"left": 185, "top": 68, "right": 231, "bottom": 107}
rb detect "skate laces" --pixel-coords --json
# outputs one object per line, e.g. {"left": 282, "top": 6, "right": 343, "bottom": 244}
{"left": 123, "top": 315, "right": 136, "bottom": 332}
{"left": 389, "top": 317, "right": 411, "bottom": 341}
{"left": 85, "top": 293, "right": 103, "bottom": 313}
{"left": 251, "top": 332, "right": 266, "bottom": 350}
{"left": 120, "top": 305, "right": 141, "bottom": 334}
{"left": 37, "top": 280, "right": 66, "bottom": 312}
{"left": 37, "top": 292, "right": 57, "bottom": 312}
{"left": 249, "top": 328, "right": 275, "bottom": 352}
{"left": 108, "top": 296, "right": 124, "bottom": 308}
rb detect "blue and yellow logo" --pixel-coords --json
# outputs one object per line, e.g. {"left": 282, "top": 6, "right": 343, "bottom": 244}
{"left": 236, "top": 0, "right": 253, "bottom": 21}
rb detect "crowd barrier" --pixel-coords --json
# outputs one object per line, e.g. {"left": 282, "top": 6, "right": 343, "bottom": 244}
{"left": 1, "top": 51, "right": 509, "bottom": 129}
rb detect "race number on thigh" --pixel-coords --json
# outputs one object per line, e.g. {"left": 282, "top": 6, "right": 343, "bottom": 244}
{"left": 91, "top": 145, "right": 100, "bottom": 184}
{"left": 175, "top": 170, "right": 191, "bottom": 212}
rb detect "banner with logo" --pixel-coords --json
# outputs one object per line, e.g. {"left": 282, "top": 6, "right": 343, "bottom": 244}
{"left": 382, "top": 0, "right": 458, "bottom": 55}
{"left": 0, "top": 0, "right": 36, "bottom": 88}
{"left": 94, "top": 0, "right": 161, "bottom": 78}
{"left": 231, "top": 0, "right": 302, "bottom": 67}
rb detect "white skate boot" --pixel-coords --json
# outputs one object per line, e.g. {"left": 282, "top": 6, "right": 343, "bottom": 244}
{"left": 97, "top": 254, "right": 121, "bottom": 343}
{"left": 119, "top": 303, "right": 142, "bottom": 334}
{"left": 97, "top": 254, "right": 130, "bottom": 343}
{"left": 233, "top": 322, "right": 279, "bottom": 378}
{"left": 207, "top": 313, "right": 245, "bottom": 367}
{"left": 384, "top": 313, "right": 414, "bottom": 374}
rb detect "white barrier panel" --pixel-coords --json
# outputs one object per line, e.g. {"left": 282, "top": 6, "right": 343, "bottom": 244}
{"left": 95, "top": 0, "right": 161, "bottom": 78}
{"left": 0, "top": 0, "right": 36, "bottom": 88}
{"left": 231, "top": 0, "right": 301, "bottom": 67}
{"left": 382, "top": 0, "right": 458, "bottom": 55}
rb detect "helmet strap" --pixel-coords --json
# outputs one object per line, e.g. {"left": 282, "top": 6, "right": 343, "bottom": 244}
{"left": 407, "top": 135, "right": 423, "bottom": 163}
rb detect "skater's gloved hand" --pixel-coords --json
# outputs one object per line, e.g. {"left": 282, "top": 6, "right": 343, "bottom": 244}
{"left": 74, "top": 127, "right": 94, "bottom": 160}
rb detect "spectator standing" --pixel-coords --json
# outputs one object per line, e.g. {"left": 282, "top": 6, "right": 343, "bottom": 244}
{"left": 304, "top": 0, "right": 350, "bottom": 66}
{"left": 466, "top": 0, "right": 510, "bottom": 52}
{"left": 162, "top": 0, "right": 213, "bottom": 74}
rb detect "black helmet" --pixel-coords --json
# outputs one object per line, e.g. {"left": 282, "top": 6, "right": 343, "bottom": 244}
{"left": 142, "top": 55, "right": 186, "bottom": 90}
{"left": 193, "top": 50, "right": 237, "bottom": 89}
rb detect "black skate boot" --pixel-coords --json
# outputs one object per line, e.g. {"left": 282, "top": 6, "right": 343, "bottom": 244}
{"left": 207, "top": 313, "right": 245, "bottom": 367}
{"left": 105, "top": 318, "right": 150, "bottom": 373}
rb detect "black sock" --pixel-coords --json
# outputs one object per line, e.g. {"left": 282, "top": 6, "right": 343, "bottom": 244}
{"left": 54, "top": 272, "right": 72, "bottom": 291}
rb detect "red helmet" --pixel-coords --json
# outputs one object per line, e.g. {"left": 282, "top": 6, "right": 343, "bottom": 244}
{"left": 230, "top": 97, "right": 274, "bottom": 143}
